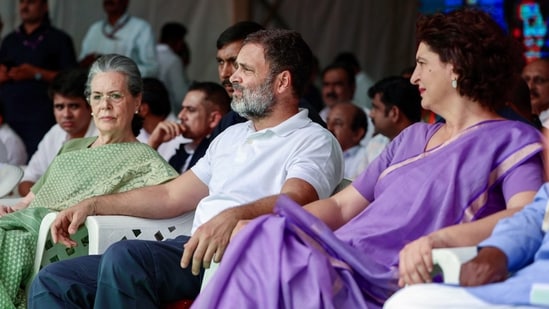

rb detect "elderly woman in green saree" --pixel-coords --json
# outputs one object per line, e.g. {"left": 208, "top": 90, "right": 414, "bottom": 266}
{"left": 0, "top": 54, "right": 178, "bottom": 308}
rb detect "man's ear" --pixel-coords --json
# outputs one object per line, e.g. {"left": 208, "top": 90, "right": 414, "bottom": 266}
{"left": 389, "top": 105, "right": 400, "bottom": 122}
{"left": 139, "top": 102, "right": 149, "bottom": 116}
{"left": 352, "top": 127, "right": 366, "bottom": 145}
{"left": 209, "top": 110, "right": 223, "bottom": 129}
{"left": 275, "top": 70, "right": 291, "bottom": 94}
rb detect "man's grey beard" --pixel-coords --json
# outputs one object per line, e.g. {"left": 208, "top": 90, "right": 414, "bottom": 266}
{"left": 231, "top": 76, "right": 276, "bottom": 120}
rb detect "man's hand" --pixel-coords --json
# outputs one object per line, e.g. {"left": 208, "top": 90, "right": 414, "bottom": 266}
{"left": 8, "top": 63, "right": 38, "bottom": 81}
{"left": 230, "top": 219, "right": 251, "bottom": 240}
{"left": 180, "top": 209, "right": 239, "bottom": 275}
{"left": 398, "top": 236, "right": 435, "bottom": 287}
{"left": 148, "top": 121, "right": 186, "bottom": 150}
{"left": 50, "top": 199, "right": 96, "bottom": 248}
{"left": 0, "top": 65, "right": 9, "bottom": 84}
{"left": 460, "top": 246, "right": 508, "bottom": 286}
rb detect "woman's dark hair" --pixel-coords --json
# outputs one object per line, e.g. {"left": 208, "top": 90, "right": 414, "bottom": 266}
{"left": 415, "top": 8, "right": 524, "bottom": 110}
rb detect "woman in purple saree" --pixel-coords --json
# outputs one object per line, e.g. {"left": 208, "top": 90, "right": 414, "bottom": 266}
{"left": 192, "top": 8, "right": 545, "bottom": 309}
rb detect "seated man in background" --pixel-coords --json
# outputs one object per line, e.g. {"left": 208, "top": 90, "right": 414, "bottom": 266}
{"left": 18, "top": 68, "right": 97, "bottom": 196}
{"left": 148, "top": 81, "right": 231, "bottom": 173}
{"left": 384, "top": 129, "right": 549, "bottom": 309}
{"left": 0, "top": 102, "right": 27, "bottom": 165}
{"left": 498, "top": 77, "right": 542, "bottom": 129}
{"left": 326, "top": 102, "right": 368, "bottom": 179}
{"left": 319, "top": 62, "right": 356, "bottom": 122}
{"left": 522, "top": 58, "right": 549, "bottom": 127}
{"left": 28, "top": 29, "right": 343, "bottom": 307}
{"left": 136, "top": 77, "right": 185, "bottom": 160}
{"left": 333, "top": 51, "right": 375, "bottom": 110}
{"left": 361, "top": 76, "right": 422, "bottom": 166}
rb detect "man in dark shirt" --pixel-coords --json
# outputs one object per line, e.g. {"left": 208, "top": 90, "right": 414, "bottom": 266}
{"left": 0, "top": 0, "right": 77, "bottom": 157}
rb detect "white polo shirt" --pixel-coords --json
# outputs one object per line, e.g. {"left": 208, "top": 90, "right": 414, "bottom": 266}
{"left": 190, "top": 109, "right": 344, "bottom": 233}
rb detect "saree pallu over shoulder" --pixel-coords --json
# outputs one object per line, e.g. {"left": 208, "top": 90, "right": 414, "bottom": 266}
{"left": 370, "top": 120, "right": 542, "bottom": 223}
{"left": 30, "top": 138, "right": 178, "bottom": 211}
{"left": 378, "top": 120, "right": 541, "bottom": 184}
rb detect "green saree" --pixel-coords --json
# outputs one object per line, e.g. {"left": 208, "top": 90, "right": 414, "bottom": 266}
{"left": 0, "top": 137, "right": 178, "bottom": 308}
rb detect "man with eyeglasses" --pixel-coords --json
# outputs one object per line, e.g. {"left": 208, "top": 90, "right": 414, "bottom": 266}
{"left": 522, "top": 58, "right": 549, "bottom": 127}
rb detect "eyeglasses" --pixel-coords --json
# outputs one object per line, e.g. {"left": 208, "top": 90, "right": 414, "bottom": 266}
{"left": 88, "top": 92, "right": 125, "bottom": 105}
{"left": 523, "top": 76, "right": 549, "bottom": 86}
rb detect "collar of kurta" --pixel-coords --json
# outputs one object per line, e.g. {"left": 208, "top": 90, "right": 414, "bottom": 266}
{"left": 102, "top": 13, "right": 131, "bottom": 40}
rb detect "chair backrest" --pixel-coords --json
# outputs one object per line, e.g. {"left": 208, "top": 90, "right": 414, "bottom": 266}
{"left": 0, "top": 164, "right": 23, "bottom": 198}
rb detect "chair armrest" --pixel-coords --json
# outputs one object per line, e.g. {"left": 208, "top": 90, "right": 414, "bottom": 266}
{"left": 33, "top": 212, "right": 59, "bottom": 275}
{"left": 431, "top": 246, "right": 477, "bottom": 284}
{"left": 85, "top": 211, "right": 195, "bottom": 254}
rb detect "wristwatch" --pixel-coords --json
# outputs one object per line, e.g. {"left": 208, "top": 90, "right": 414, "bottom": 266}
{"left": 34, "top": 72, "right": 42, "bottom": 81}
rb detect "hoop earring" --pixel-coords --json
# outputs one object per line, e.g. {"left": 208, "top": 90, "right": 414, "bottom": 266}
{"left": 451, "top": 79, "right": 457, "bottom": 89}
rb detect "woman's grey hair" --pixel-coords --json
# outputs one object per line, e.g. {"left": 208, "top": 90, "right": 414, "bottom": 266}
{"left": 85, "top": 54, "right": 143, "bottom": 98}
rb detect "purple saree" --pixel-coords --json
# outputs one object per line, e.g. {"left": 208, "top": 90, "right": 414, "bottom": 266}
{"left": 192, "top": 120, "right": 544, "bottom": 309}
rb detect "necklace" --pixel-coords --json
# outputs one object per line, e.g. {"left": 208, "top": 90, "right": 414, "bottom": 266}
{"left": 102, "top": 15, "right": 130, "bottom": 40}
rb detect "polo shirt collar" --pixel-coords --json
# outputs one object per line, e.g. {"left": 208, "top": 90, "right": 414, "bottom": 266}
{"left": 246, "top": 109, "right": 312, "bottom": 138}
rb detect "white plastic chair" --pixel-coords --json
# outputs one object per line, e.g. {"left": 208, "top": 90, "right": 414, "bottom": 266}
{"left": 31, "top": 211, "right": 195, "bottom": 277}
{"left": 431, "top": 246, "right": 477, "bottom": 284}
{"left": 0, "top": 163, "right": 23, "bottom": 198}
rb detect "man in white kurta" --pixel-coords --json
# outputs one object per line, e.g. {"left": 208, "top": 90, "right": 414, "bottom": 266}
{"left": 79, "top": 1, "right": 157, "bottom": 77}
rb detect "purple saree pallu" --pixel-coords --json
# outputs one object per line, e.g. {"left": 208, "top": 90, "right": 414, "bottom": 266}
{"left": 192, "top": 120, "right": 544, "bottom": 309}
{"left": 194, "top": 195, "right": 376, "bottom": 309}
